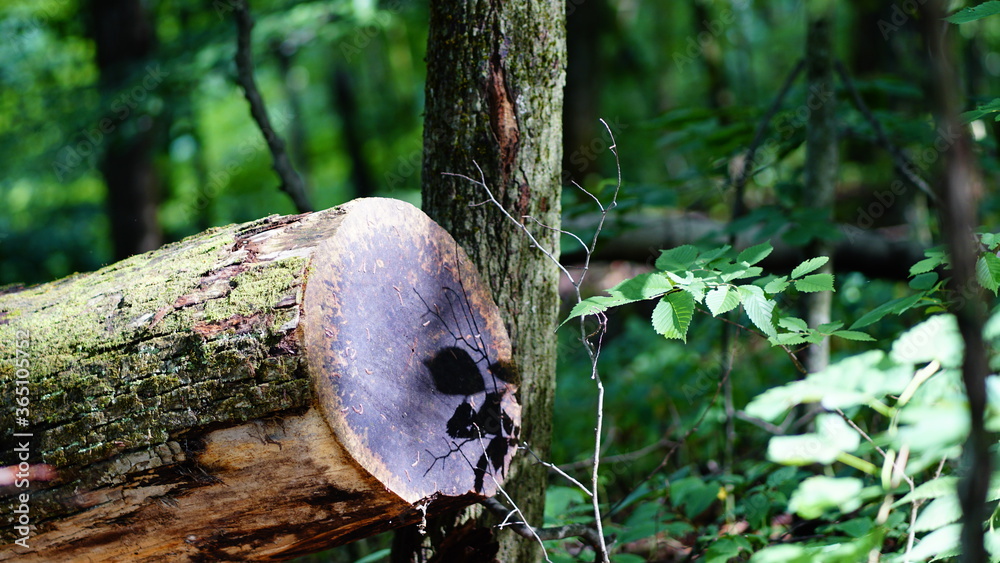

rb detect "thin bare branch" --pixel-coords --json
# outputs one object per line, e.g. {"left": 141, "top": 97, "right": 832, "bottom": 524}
{"left": 232, "top": 0, "right": 312, "bottom": 213}
{"left": 480, "top": 498, "right": 608, "bottom": 563}
{"left": 834, "top": 60, "right": 937, "bottom": 202}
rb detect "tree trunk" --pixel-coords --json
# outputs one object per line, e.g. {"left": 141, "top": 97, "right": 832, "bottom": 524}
{"left": 403, "top": 0, "right": 566, "bottom": 561}
{"left": 88, "top": 0, "right": 163, "bottom": 260}
{"left": 0, "top": 199, "right": 519, "bottom": 562}
{"left": 803, "top": 5, "right": 838, "bottom": 373}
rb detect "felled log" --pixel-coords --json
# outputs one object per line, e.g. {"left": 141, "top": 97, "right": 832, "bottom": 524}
{"left": 0, "top": 198, "right": 519, "bottom": 562}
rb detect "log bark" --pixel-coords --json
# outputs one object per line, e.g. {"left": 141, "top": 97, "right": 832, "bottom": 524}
{"left": 0, "top": 198, "right": 519, "bottom": 562}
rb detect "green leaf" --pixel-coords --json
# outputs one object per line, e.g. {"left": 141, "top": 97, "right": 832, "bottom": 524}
{"left": 608, "top": 272, "right": 674, "bottom": 300}
{"left": 770, "top": 333, "right": 808, "bottom": 346}
{"left": 976, "top": 253, "right": 1000, "bottom": 295}
{"left": 849, "top": 293, "right": 923, "bottom": 330}
{"left": 791, "top": 256, "right": 829, "bottom": 279}
{"left": 670, "top": 476, "right": 719, "bottom": 519}
{"left": 793, "top": 273, "right": 834, "bottom": 293}
{"left": 910, "top": 256, "right": 942, "bottom": 276}
{"left": 698, "top": 245, "right": 731, "bottom": 264}
{"left": 652, "top": 291, "right": 695, "bottom": 342}
{"left": 738, "top": 285, "right": 777, "bottom": 337}
{"left": 815, "top": 321, "right": 844, "bottom": 333}
{"left": 656, "top": 245, "right": 700, "bottom": 271}
{"left": 945, "top": 1, "right": 1000, "bottom": 24}
{"left": 894, "top": 476, "right": 958, "bottom": 507}
{"left": 705, "top": 286, "right": 740, "bottom": 316}
{"left": 788, "top": 476, "right": 863, "bottom": 519}
{"left": 906, "top": 524, "right": 961, "bottom": 562}
{"left": 764, "top": 276, "right": 789, "bottom": 294}
{"left": 778, "top": 317, "right": 808, "bottom": 332}
{"left": 891, "top": 314, "right": 963, "bottom": 368}
{"left": 913, "top": 494, "right": 961, "bottom": 532}
{"left": 737, "top": 241, "right": 773, "bottom": 266}
{"left": 561, "top": 296, "right": 620, "bottom": 325}
{"left": 909, "top": 272, "right": 939, "bottom": 291}
{"left": 831, "top": 330, "right": 876, "bottom": 342}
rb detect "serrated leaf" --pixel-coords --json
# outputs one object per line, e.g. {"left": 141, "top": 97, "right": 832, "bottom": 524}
{"left": 764, "top": 276, "right": 790, "bottom": 294}
{"left": 976, "top": 253, "right": 1000, "bottom": 295}
{"left": 738, "top": 285, "right": 777, "bottom": 337}
{"left": 906, "top": 524, "right": 961, "bottom": 561}
{"left": 685, "top": 280, "right": 707, "bottom": 303}
{"left": 608, "top": 272, "right": 674, "bottom": 300}
{"left": 656, "top": 245, "right": 700, "bottom": 271}
{"left": 913, "top": 494, "right": 961, "bottom": 532}
{"left": 561, "top": 296, "right": 621, "bottom": 325}
{"left": 945, "top": 1, "right": 1000, "bottom": 24}
{"left": 849, "top": 293, "right": 923, "bottom": 330}
{"left": 794, "top": 273, "right": 835, "bottom": 293}
{"left": 719, "top": 264, "right": 762, "bottom": 282}
{"left": 770, "top": 333, "right": 808, "bottom": 346}
{"left": 832, "top": 330, "right": 876, "bottom": 342}
{"left": 894, "top": 476, "right": 958, "bottom": 507}
{"left": 815, "top": 321, "right": 844, "bottom": 333}
{"left": 778, "top": 317, "right": 809, "bottom": 332}
{"left": 705, "top": 286, "right": 740, "bottom": 316}
{"left": 737, "top": 242, "right": 773, "bottom": 266}
{"left": 910, "top": 256, "right": 941, "bottom": 276}
{"left": 698, "top": 245, "right": 731, "bottom": 264}
{"left": 791, "top": 256, "right": 829, "bottom": 279}
{"left": 652, "top": 291, "right": 695, "bottom": 342}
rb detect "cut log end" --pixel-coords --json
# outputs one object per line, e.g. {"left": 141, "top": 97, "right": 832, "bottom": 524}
{"left": 304, "top": 198, "right": 520, "bottom": 503}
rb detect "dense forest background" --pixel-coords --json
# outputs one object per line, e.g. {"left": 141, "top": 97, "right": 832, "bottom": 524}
{"left": 5, "top": 0, "right": 1000, "bottom": 561}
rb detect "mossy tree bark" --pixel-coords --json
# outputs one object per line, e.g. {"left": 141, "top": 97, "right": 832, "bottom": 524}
{"left": 401, "top": 0, "right": 566, "bottom": 561}
{"left": 0, "top": 199, "right": 519, "bottom": 562}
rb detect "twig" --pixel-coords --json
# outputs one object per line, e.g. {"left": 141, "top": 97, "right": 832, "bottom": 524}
{"left": 448, "top": 118, "right": 623, "bottom": 563}
{"left": 232, "top": 0, "right": 312, "bottom": 213}
{"left": 833, "top": 59, "right": 937, "bottom": 202}
{"left": 556, "top": 436, "right": 678, "bottom": 472}
{"left": 523, "top": 445, "right": 593, "bottom": 495}
{"left": 731, "top": 59, "right": 805, "bottom": 220}
{"left": 480, "top": 498, "right": 609, "bottom": 563}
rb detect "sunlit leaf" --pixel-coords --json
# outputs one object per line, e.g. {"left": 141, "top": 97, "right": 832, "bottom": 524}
{"left": 788, "top": 476, "right": 863, "bottom": 519}
{"left": 794, "top": 273, "right": 834, "bottom": 293}
{"left": 764, "top": 276, "right": 789, "bottom": 294}
{"left": 705, "top": 286, "right": 740, "bottom": 316}
{"left": 651, "top": 290, "right": 695, "bottom": 342}
{"left": 976, "top": 253, "right": 1000, "bottom": 295}
{"left": 738, "top": 285, "right": 776, "bottom": 337}
{"left": 791, "top": 256, "right": 829, "bottom": 279}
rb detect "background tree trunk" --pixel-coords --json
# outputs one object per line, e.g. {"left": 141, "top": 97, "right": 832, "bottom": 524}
{"left": 403, "top": 0, "right": 566, "bottom": 561}
{"left": 803, "top": 5, "right": 838, "bottom": 373}
{"left": 0, "top": 199, "right": 519, "bottom": 561}
{"left": 88, "top": 0, "right": 162, "bottom": 260}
